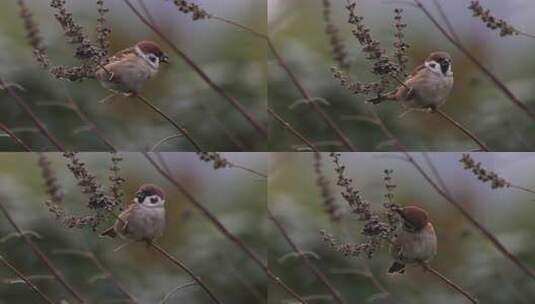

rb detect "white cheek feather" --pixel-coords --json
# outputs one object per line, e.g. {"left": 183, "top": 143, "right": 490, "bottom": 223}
{"left": 135, "top": 46, "right": 159, "bottom": 70}
{"left": 424, "top": 60, "right": 442, "bottom": 75}
{"left": 446, "top": 65, "right": 453, "bottom": 77}
{"left": 140, "top": 195, "right": 165, "bottom": 208}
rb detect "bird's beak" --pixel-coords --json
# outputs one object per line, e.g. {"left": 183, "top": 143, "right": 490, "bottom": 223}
{"left": 161, "top": 54, "right": 169, "bottom": 64}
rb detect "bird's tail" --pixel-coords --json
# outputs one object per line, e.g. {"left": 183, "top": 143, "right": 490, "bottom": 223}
{"left": 366, "top": 92, "right": 396, "bottom": 105}
{"left": 388, "top": 262, "right": 406, "bottom": 274}
{"left": 100, "top": 227, "right": 117, "bottom": 238}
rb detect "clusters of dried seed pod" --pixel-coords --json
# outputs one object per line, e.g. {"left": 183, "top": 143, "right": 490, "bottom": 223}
{"left": 468, "top": 0, "right": 519, "bottom": 37}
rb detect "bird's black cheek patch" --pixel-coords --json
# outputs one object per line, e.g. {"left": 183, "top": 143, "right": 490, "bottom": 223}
{"left": 440, "top": 62, "right": 449, "bottom": 74}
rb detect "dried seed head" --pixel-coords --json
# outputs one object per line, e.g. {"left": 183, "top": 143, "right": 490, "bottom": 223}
{"left": 173, "top": 0, "right": 212, "bottom": 21}
{"left": 17, "top": 0, "right": 50, "bottom": 69}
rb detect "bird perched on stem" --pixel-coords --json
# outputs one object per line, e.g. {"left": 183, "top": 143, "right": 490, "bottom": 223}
{"left": 388, "top": 205, "right": 437, "bottom": 274}
{"left": 368, "top": 52, "right": 453, "bottom": 111}
{"left": 101, "top": 184, "right": 166, "bottom": 245}
{"left": 95, "top": 41, "right": 169, "bottom": 96}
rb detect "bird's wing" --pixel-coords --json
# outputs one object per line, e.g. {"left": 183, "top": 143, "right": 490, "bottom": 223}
{"left": 98, "top": 52, "right": 139, "bottom": 84}
{"left": 115, "top": 203, "right": 138, "bottom": 234}
{"left": 108, "top": 47, "right": 135, "bottom": 63}
{"left": 393, "top": 64, "right": 426, "bottom": 100}
{"left": 390, "top": 237, "right": 403, "bottom": 259}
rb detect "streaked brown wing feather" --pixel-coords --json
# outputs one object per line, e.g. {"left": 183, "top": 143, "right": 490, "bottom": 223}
{"left": 393, "top": 64, "right": 426, "bottom": 100}
{"left": 108, "top": 47, "right": 134, "bottom": 62}
{"left": 115, "top": 203, "right": 138, "bottom": 234}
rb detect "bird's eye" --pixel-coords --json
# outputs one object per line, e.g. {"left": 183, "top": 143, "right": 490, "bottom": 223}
{"left": 429, "top": 63, "right": 436, "bottom": 68}
{"left": 150, "top": 197, "right": 159, "bottom": 204}
{"left": 148, "top": 55, "right": 158, "bottom": 63}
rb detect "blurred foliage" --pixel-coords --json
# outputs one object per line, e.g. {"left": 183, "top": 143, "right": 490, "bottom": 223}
{"left": 268, "top": 152, "right": 535, "bottom": 303}
{"left": 0, "top": 152, "right": 267, "bottom": 303}
{"left": 268, "top": 0, "right": 535, "bottom": 151}
{"left": 0, "top": 0, "right": 267, "bottom": 151}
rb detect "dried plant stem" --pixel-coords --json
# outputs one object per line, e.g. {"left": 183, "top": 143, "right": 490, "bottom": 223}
{"left": 211, "top": 15, "right": 356, "bottom": 151}
{"left": 150, "top": 134, "right": 184, "bottom": 151}
{"left": 53, "top": 250, "right": 138, "bottom": 303}
{"left": 413, "top": 0, "right": 535, "bottom": 122}
{"left": 387, "top": 76, "right": 489, "bottom": 151}
{"left": 0, "top": 77, "right": 65, "bottom": 151}
{"left": 0, "top": 201, "right": 85, "bottom": 303}
{"left": 65, "top": 95, "right": 117, "bottom": 151}
{"left": 0, "top": 255, "right": 55, "bottom": 304}
{"left": 268, "top": 106, "right": 318, "bottom": 152}
{"left": 420, "top": 263, "right": 479, "bottom": 304}
{"left": 368, "top": 110, "right": 535, "bottom": 281}
{"left": 269, "top": 209, "right": 346, "bottom": 304}
{"left": 122, "top": 0, "right": 268, "bottom": 138}
{"left": 431, "top": 0, "right": 461, "bottom": 42}
{"left": 143, "top": 153, "right": 307, "bottom": 304}
{"left": 149, "top": 242, "right": 222, "bottom": 304}
{"left": 135, "top": 94, "right": 202, "bottom": 152}
{"left": 434, "top": 109, "right": 489, "bottom": 151}
{"left": 509, "top": 185, "right": 535, "bottom": 195}
{"left": 104, "top": 210, "right": 221, "bottom": 304}
{"left": 0, "top": 121, "right": 32, "bottom": 151}
{"left": 229, "top": 163, "right": 267, "bottom": 178}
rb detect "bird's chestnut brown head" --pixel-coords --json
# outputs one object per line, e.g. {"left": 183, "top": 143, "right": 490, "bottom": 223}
{"left": 396, "top": 206, "right": 429, "bottom": 232}
{"left": 135, "top": 184, "right": 165, "bottom": 208}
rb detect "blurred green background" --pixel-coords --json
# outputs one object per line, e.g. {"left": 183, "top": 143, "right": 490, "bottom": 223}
{"left": 0, "top": 152, "right": 267, "bottom": 303}
{"left": 268, "top": 152, "right": 535, "bottom": 303}
{"left": 268, "top": 0, "right": 535, "bottom": 151}
{"left": 0, "top": 0, "right": 266, "bottom": 151}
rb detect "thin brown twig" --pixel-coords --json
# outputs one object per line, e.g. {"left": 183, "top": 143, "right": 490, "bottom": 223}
{"left": 53, "top": 249, "right": 139, "bottom": 303}
{"left": 0, "top": 254, "right": 55, "bottom": 304}
{"left": 0, "top": 77, "right": 65, "bottom": 151}
{"left": 434, "top": 109, "right": 489, "bottom": 151}
{"left": 268, "top": 106, "right": 318, "bottom": 152}
{"left": 228, "top": 163, "right": 267, "bottom": 178}
{"left": 149, "top": 242, "right": 222, "bottom": 304}
{"left": 509, "top": 185, "right": 535, "bottom": 196}
{"left": 0, "top": 121, "right": 32, "bottom": 151}
{"left": 420, "top": 262, "right": 479, "bottom": 304}
{"left": 368, "top": 110, "right": 535, "bottom": 281}
{"left": 122, "top": 0, "right": 268, "bottom": 137}
{"left": 211, "top": 15, "right": 356, "bottom": 151}
{"left": 431, "top": 0, "right": 461, "bottom": 43}
{"left": 198, "top": 102, "right": 248, "bottom": 151}
{"left": 268, "top": 209, "right": 346, "bottom": 304}
{"left": 422, "top": 152, "right": 452, "bottom": 196}
{"left": 150, "top": 134, "right": 184, "bottom": 151}
{"left": 135, "top": 94, "right": 202, "bottom": 152}
{"left": 388, "top": 75, "right": 489, "bottom": 151}
{"left": 64, "top": 94, "right": 117, "bottom": 151}
{"left": 142, "top": 152, "right": 307, "bottom": 304}
{"left": 413, "top": 0, "right": 535, "bottom": 122}
{"left": 0, "top": 201, "right": 86, "bottom": 303}
{"left": 103, "top": 208, "right": 221, "bottom": 304}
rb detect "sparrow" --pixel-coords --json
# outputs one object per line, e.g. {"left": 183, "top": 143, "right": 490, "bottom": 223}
{"left": 101, "top": 184, "right": 166, "bottom": 244}
{"left": 388, "top": 206, "right": 437, "bottom": 274}
{"left": 368, "top": 52, "right": 453, "bottom": 111}
{"left": 95, "top": 41, "right": 169, "bottom": 96}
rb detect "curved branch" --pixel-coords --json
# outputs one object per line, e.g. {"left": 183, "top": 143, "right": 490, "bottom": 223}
{"left": 413, "top": 0, "right": 535, "bottom": 121}
{"left": 421, "top": 263, "right": 479, "bottom": 304}
{"left": 122, "top": 0, "right": 268, "bottom": 138}
{"left": 269, "top": 209, "right": 346, "bottom": 304}
{"left": 135, "top": 94, "right": 202, "bottom": 152}
{"left": 0, "top": 255, "right": 55, "bottom": 304}
{"left": 143, "top": 153, "right": 308, "bottom": 304}
{"left": 0, "top": 121, "right": 31, "bottom": 151}
{"left": 434, "top": 109, "right": 489, "bottom": 151}
{"left": 0, "top": 77, "right": 65, "bottom": 151}
{"left": 0, "top": 201, "right": 85, "bottom": 303}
